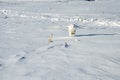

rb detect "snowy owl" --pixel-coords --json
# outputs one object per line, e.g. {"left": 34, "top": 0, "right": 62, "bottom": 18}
{"left": 68, "top": 24, "right": 76, "bottom": 37}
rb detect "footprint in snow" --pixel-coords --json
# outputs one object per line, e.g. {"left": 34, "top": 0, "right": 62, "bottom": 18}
{"left": 18, "top": 56, "right": 26, "bottom": 62}
{"left": 0, "top": 64, "right": 3, "bottom": 70}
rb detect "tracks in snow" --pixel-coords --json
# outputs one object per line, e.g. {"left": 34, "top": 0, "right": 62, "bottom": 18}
{"left": 1, "top": 9, "right": 120, "bottom": 28}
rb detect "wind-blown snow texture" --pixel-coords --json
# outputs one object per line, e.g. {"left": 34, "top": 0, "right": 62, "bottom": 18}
{"left": 0, "top": 0, "right": 120, "bottom": 80}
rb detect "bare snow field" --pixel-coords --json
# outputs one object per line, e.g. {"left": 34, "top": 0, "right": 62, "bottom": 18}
{"left": 0, "top": 0, "right": 120, "bottom": 80}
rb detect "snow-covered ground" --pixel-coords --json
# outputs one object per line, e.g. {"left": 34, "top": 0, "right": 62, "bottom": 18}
{"left": 0, "top": 0, "right": 120, "bottom": 80}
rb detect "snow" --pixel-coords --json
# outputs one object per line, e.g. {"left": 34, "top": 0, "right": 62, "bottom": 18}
{"left": 0, "top": 0, "right": 120, "bottom": 80}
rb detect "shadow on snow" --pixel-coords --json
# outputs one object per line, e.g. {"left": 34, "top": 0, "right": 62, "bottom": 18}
{"left": 75, "top": 33, "right": 116, "bottom": 37}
